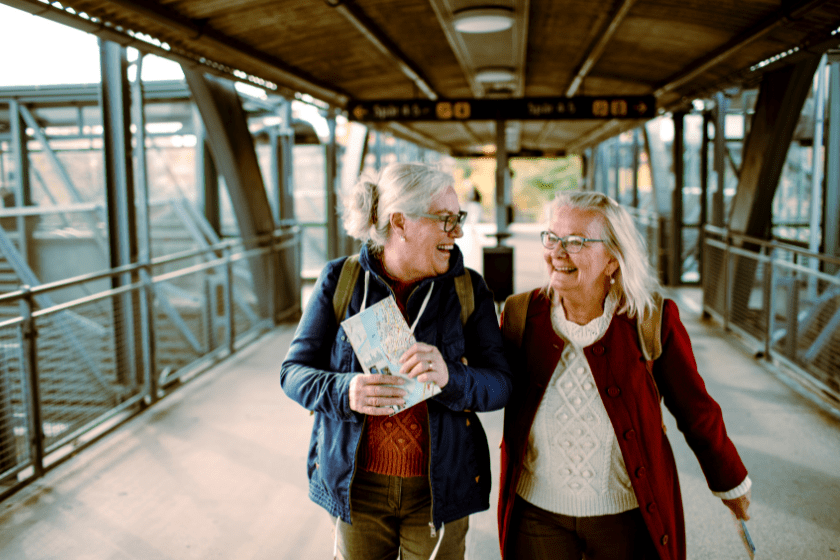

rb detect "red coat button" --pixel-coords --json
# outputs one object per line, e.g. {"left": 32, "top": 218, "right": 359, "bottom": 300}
{"left": 607, "top": 386, "right": 621, "bottom": 397}
{"left": 661, "top": 535, "right": 669, "bottom": 546}
{"left": 593, "top": 345, "right": 605, "bottom": 355}
{"left": 624, "top": 429, "right": 636, "bottom": 440}
{"left": 647, "top": 502, "right": 657, "bottom": 513}
{"left": 635, "top": 467, "right": 646, "bottom": 478}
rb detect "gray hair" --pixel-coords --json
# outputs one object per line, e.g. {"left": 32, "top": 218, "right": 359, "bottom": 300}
{"left": 341, "top": 162, "right": 453, "bottom": 252}
{"left": 544, "top": 191, "right": 662, "bottom": 320}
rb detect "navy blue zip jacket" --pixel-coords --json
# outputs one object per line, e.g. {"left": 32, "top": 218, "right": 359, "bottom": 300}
{"left": 280, "top": 244, "right": 513, "bottom": 529}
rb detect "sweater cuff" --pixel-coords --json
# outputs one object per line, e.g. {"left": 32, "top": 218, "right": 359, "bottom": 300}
{"left": 712, "top": 476, "right": 752, "bottom": 499}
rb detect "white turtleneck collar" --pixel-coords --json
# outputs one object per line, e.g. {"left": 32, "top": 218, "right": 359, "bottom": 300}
{"left": 551, "top": 292, "right": 618, "bottom": 348}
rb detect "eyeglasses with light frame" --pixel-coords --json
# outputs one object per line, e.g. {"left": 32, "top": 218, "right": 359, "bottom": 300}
{"left": 540, "top": 231, "right": 605, "bottom": 253}
{"left": 414, "top": 210, "right": 468, "bottom": 232}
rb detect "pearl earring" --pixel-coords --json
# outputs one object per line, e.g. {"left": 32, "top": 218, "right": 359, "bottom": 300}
{"left": 401, "top": 235, "right": 407, "bottom": 243}
{"left": 610, "top": 276, "right": 616, "bottom": 285}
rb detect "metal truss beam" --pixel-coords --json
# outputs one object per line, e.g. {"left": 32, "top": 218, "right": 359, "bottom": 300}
{"left": 183, "top": 68, "right": 276, "bottom": 318}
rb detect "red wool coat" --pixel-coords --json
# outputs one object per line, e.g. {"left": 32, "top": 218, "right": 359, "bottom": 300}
{"left": 497, "top": 290, "right": 748, "bottom": 560}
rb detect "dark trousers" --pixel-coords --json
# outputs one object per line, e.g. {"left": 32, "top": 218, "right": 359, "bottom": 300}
{"left": 512, "top": 496, "right": 658, "bottom": 560}
{"left": 335, "top": 470, "right": 469, "bottom": 560}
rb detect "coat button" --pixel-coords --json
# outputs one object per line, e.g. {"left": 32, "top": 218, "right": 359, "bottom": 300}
{"left": 661, "top": 535, "right": 669, "bottom": 546}
{"left": 593, "top": 345, "right": 605, "bottom": 355}
{"left": 635, "top": 467, "right": 646, "bottom": 478}
{"left": 647, "top": 502, "right": 657, "bottom": 513}
{"left": 624, "top": 429, "right": 636, "bottom": 440}
{"left": 607, "top": 386, "right": 621, "bottom": 397}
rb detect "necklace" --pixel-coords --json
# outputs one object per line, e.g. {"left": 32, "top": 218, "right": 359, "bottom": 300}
{"left": 380, "top": 257, "right": 400, "bottom": 282}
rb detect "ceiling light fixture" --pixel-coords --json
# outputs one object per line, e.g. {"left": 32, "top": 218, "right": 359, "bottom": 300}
{"left": 475, "top": 66, "right": 517, "bottom": 83}
{"left": 453, "top": 6, "right": 514, "bottom": 33}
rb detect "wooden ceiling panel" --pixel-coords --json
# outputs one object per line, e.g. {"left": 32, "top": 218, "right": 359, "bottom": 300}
{"left": 14, "top": 0, "right": 839, "bottom": 154}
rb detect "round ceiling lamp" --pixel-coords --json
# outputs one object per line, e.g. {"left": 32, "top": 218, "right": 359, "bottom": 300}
{"left": 453, "top": 6, "right": 515, "bottom": 33}
{"left": 475, "top": 66, "right": 517, "bottom": 83}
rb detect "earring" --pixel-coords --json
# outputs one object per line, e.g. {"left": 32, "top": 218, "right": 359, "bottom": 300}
{"left": 400, "top": 235, "right": 407, "bottom": 243}
{"left": 609, "top": 276, "right": 616, "bottom": 285}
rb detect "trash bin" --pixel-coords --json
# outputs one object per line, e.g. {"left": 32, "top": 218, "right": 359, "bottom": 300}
{"left": 483, "top": 245, "right": 514, "bottom": 304}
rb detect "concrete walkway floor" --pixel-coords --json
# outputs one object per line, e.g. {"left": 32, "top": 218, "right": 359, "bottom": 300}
{"left": 0, "top": 289, "right": 838, "bottom": 559}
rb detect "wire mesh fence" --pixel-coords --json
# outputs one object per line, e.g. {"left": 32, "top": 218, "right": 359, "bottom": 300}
{"left": 0, "top": 228, "right": 298, "bottom": 501}
{"left": 702, "top": 226, "right": 840, "bottom": 406}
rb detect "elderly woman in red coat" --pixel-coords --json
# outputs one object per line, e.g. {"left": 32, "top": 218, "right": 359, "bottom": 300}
{"left": 497, "top": 191, "right": 751, "bottom": 560}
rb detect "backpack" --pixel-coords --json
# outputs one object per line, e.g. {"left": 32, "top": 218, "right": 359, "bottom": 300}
{"left": 332, "top": 254, "right": 475, "bottom": 327}
{"left": 502, "top": 290, "right": 666, "bottom": 430}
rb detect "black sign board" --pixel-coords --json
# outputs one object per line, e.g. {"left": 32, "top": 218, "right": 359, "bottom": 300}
{"left": 348, "top": 96, "right": 656, "bottom": 122}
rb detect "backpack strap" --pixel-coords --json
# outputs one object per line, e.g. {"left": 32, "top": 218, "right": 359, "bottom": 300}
{"left": 332, "top": 254, "right": 475, "bottom": 327}
{"left": 332, "top": 254, "right": 361, "bottom": 324}
{"left": 637, "top": 292, "right": 666, "bottom": 432}
{"left": 454, "top": 269, "right": 474, "bottom": 326}
{"left": 637, "top": 292, "right": 664, "bottom": 361}
{"left": 501, "top": 291, "right": 533, "bottom": 349}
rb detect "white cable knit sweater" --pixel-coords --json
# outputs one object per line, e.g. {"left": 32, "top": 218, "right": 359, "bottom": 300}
{"left": 516, "top": 294, "right": 640, "bottom": 517}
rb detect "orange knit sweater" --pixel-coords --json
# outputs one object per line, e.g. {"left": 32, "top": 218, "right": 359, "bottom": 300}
{"left": 358, "top": 268, "right": 430, "bottom": 477}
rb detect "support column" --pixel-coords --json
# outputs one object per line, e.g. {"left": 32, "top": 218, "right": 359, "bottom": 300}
{"left": 495, "top": 118, "right": 509, "bottom": 235}
{"left": 699, "top": 110, "right": 711, "bottom": 281}
{"left": 100, "top": 40, "right": 141, "bottom": 386}
{"left": 712, "top": 92, "right": 728, "bottom": 227}
{"left": 824, "top": 59, "right": 840, "bottom": 272}
{"left": 8, "top": 100, "right": 32, "bottom": 263}
{"left": 325, "top": 109, "right": 339, "bottom": 259}
{"left": 632, "top": 129, "right": 640, "bottom": 208}
{"left": 670, "top": 111, "right": 686, "bottom": 285}
{"left": 274, "top": 99, "right": 295, "bottom": 223}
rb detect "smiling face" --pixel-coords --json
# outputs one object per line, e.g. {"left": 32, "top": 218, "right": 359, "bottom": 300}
{"left": 398, "top": 185, "right": 463, "bottom": 281}
{"left": 544, "top": 205, "right": 618, "bottom": 305}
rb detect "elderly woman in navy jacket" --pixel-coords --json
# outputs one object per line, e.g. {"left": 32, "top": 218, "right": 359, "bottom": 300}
{"left": 498, "top": 191, "right": 751, "bottom": 560}
{"left": 281, "top": 162, "right": 512, "bottom": 560}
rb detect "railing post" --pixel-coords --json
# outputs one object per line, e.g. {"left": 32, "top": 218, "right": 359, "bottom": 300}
{"left": 140, "top": 265, "right": 158, "bottom": 404}
{"left": 19, "top": 286, "right": 44, "bottom": 478}
{"left": 268, "top": 231, "right": 278, "bottom": 326}
{"left": 224, "top": 245, "right": 235, "bottom": 354}
{"left": 785, "top": 267, "right": 799, "bottom": 361}
{"left": 762, "top": 246, "right": 775, "bottom": 360}
{"left": 723, "top": 231, "right": 731, "bottom": 330}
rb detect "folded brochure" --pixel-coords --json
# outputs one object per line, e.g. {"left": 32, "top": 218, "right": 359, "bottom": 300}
{"left": 341, "top": 296, "right": 441, "bottom": 415}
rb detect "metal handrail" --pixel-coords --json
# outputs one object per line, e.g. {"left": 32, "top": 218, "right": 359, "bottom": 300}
{"left": 0, "top": 224, "right": 302, "bottom": 503}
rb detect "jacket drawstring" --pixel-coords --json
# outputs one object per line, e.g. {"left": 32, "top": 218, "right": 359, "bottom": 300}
{"left": 360, "top": 271, "right": 435, "bottom": 333}
{"left": 333, "top": 516, "right": 339, "bottom": 559}
{"left": 427, "top": 523, "right": 445, "bottom": 560}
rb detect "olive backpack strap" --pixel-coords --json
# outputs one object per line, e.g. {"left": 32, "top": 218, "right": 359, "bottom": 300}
{"left": 501, "top": 291, "right": 533, "bottom": 349}
{"left": 454, "top": 269, "right": 474, "bottom": 326}
{"left": 333, "top": 255, "right": 475, "bottom": 327}
{"left": 638, "top": 292, "right": 664, "bottom": 362}
{"left": 332, "top": 254, "right": 361, "bottom": 324}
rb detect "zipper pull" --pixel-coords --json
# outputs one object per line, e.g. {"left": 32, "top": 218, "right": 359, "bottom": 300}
{"left": 429, "top": 521, "right": 437, "bottom": 538}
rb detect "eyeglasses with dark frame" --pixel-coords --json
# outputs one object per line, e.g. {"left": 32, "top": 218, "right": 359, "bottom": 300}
{"left": 540, "top": 231, "right": 605, "bottom": 253}
{"left": 414, "top": 210, "right": 468, "bottom": 233}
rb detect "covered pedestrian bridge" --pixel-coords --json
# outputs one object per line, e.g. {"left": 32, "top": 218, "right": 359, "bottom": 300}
{"left": 0, "top": 0, "right": 839, "bottom": 557}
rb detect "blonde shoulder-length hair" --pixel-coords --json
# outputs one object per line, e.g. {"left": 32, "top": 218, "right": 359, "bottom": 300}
{"left": 543, "top": 191, "right": 662, "bottom": 320}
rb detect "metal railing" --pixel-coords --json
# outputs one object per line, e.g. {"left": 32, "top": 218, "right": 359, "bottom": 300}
{"left": 0, "top": 227, "right": 300, "bottom": 500}
{"left": 702, "top": 225, "right": 840, "bottom": 411}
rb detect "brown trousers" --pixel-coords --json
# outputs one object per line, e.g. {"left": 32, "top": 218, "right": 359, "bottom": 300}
{"left": 511, "top": 496, "right": 658, "bottom": 560}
